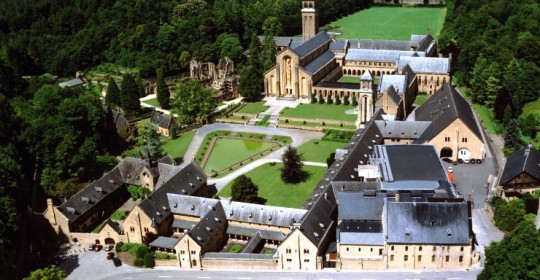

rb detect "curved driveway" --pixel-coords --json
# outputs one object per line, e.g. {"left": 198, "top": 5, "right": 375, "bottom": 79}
{"left": 179, "top": 123, "right": 324, "bottom": 190}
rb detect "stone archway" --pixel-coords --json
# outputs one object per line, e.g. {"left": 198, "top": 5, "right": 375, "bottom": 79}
{"left": 105, "top": 238, "right": 115, "bottom": 245}
{"left": 440, "top": 147, "right": 453, "bottom": 158}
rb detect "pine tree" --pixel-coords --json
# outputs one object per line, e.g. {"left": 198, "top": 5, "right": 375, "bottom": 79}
{"left": 138, "top": 122, "right": 163, "bottom": 159}
{"left": 326, "top": 94, "right": 333, "bottom": 104}
{"left": 156, "top": 68, "right": 170, "bottom": 109}
{"left": 318, "top": 93, "right": 325, "bottom": 104}
{"left": 105, "top": 78, "right": 121, "bottom": 108}
{"left": 344, "top": 94, "right": 350, "bottom": 105}
{"left": 262, "top": 34, "right": 277, "bottom": 71}
{"left": 485, "top": 75, "right": 502, "bottom": 108}
{"left": 310, "top": 92, "right": 317, "bottom": 103}
{"left": 238, "top": 33, "right": 264, "bottom": 101}
{"left": 120, "top": 74, "right": 141, "bottom": 115}
{"left": 504, "top": 118, "right": 521, "bottom": 149}
{"left": 281, "top": 145, "right": 304, "bottom": 183}
{"left": 231, "top": 175, "right": 260, "bottom": 203}
{"left": 502, "top": 105, "right": 512, "bottom": 127}
{"left": 352, "top": 95, "right": 358, "bottom": 106}
{"left": 335, "top": 96, "right": 341, "bottom": 105}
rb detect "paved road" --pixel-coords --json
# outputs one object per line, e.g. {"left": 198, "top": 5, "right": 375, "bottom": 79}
{"left": 444, "top": 157, "right": 495, "bottom": 209}
{"left": 99, "top": 267, "right": 481, "bottom": 280}
{"left": 63, "top": 250, "right": 141, "bottom": 280}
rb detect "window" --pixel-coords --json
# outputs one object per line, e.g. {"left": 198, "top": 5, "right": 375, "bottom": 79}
{"left": 419, "top": 246, "right": 422, "bottom": 251}
{"left": 346, "top": 247, "right": 349, "bottom": 252}
{"left": 460, "top": 246, "right": 464, "bottom": 252}
{"left": 379, "top": 249, "right": 383, "bottom": 256}
{"left": 390, "top": 255, "right": 394, "bottom": 261}
{"left": 418, "top": 255, "right": 422, "bottom": 262}
{"left": 391, "top": 245, "right": 394, "bottom": 251}
{"left": 405, "top": 246, "right": 408, "bottom": 251}
{"left": 144, "top": 227, "right": 148, "bottom": 233}
{"left": 303, "top": 249, "right": 309, "bottom": 254}
{"left": 130, "top": 226, "right": 135, "bottom": 232}
{"left": 433, "top": 246, "right": 436, "bottom": 251}
{"left": 191, "top": 250, "right": 196, "bottom": 255}
{"left": 303, "top": 259, "right": 310, "bottom": 263}
{"left": 370, "top": 248, "right": 373, "bottom": 252}
{"left": 444, "top": 137, "right": 450, "bottom": 142}
{"left": 180, "top": 250, "right": 185, "bottom": 255}
{"left": 286, "top": 258, "right": 292, "bottom": 262}
{"left": 462, "top": 137, "right": 468, "bottom": 143}
{"left": 358, "top": 248, "right": 361, "bottom": 252}
{"left": 459, "top": 256, "right": 463, "bottom": 263}
{"left": 404, "top": 255, "right": 408, "bottom": 261}
{"left": 286, "top": 248, "right": 291, "bottom": 254}
{"left": 432, "top": 255, "right": 436, "bottom": 262}
{"left": 445, "top": 256, "right": 450, "bottom": 262}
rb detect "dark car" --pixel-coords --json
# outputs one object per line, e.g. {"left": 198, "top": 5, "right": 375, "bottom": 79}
{"left": 113, "top": 258, "right": 122, "bottom": 267}
{"left": 95, "top": 244, "right": 103, "bottom": 252}
{"left": 88, "top": 244, "right": 96, "bottom": 251}
{"left": 441, "top": 157, "right": 452, "bottom": 163}
{"left": 107, "top": 252, "right": 115, "bottom": 260}
{"left": 104, "top": 244, "right": 114, "bottom": 252}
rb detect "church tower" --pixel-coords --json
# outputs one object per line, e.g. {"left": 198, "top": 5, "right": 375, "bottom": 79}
{"left": 302, "top": 1, "right": 319, "bottom": 40}
{"left": 358, "top": 71, "right": 375, "bottom": 124}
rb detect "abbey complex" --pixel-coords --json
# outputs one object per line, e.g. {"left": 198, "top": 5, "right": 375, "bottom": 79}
{"left": 44, "top": 0, "right": 484, "bottom": 272}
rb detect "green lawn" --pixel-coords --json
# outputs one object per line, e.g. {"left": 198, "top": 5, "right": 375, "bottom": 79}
{"left": 219, "top": 163, "right": 327, "bottom": 208}
{"left": 327, "top": 7, "right": 446, "bottom": 40}
{"left": 296, "top": 140, "right": 346, "bottom": 163}
{"left": 110, "top": 210, "right": 129, "bottom": 221}
{"left": 237, "top": 101, "right": 269, "bottom": 115}
{"left": 228, "top": 244, "right": 243, "bottom": 253}
{"left": 414, "top": 94, "right": 429, "bottom": 105}
{"left": 195, "top": 131, "right": 231, "bottom": 162}
{"left": 204, "top": 138, "right": 276, "bottom": 172}
{"left": 522, "top": 97, "right": 540, "bottom": 118}
{"left": 338, "top": 76, "right": 359, "bottom": 83}
{"left": 143, "top": 98, "right": 160, "bottom": 108}
{"left": 162, "top": 130, "right": 196, "bottom": 160}
{"left": 91, "top": 220, "right": 107, "bottom": 233}
{"left": 281, "top": 103, "right": 357, "bottom": 122}
{"left": 473, "top": 104, "right": 503, "bottom": 134}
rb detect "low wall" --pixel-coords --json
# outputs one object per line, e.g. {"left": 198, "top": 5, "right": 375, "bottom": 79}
{"left": 215, "top": 118, "right": 248, "bottom": 125}
{"left": 155, "top": 259, "right": 178, "bottom": 267}
{"left": 69, "top": 232, "right": 100, "bottom": 244}
{"left": 278, "top": 116, "right": 355, "bottom": 126}
{"left": 277, "top": 123, "right": 356, "bottom": 132}
{"left": 233, "top": 112, "right": 258, "bottom": 119}
{"left": 203, "top": 255, "right": 276, "bottom": 270}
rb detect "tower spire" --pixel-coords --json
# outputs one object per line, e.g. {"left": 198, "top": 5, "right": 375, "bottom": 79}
{"left": 302, "top": 1, "right": 319, "bottom": 40}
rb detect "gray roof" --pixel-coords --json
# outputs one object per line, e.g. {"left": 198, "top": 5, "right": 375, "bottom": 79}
{"left": 374, "top": 120, "right": 431, "bottom": 139}
{"left": 149, "top": 236, "right": 180, "bottom": 250}
{"left": 378, "top": 74, "right": 407, "bottom": 94}
{"left": 187, "top": 202, "right": 228, "bottom": 249}
{"left": 155, "top": 164, "right": 183, "bottom": 189}
{"left": 293, "top": 31, "right": 332, "bottom": 59}
{"left": 302, "top": 51, "right": 335, "bottom": 75}
{"left": 397, "top": 56, "right": 450, "bottom": 74}
{"left": 329, "top": 39, "right": 348, "bottom": 52}
{"left": 338, "top": 193, "right": 384, "bottom": 220}
{"left": 289, "top": 41, "right": 304, "bottom": 49}
{"left": 150, "top": 110, "right": 174, "bottom": 129}
{"left": 298, "top": 186, "right": 336, "bottom": 247}
{"left": 57, "top": 167, "right": 125, "bottom": 222}
{"left": 117, "top": 157, "right": 154, "bottom": 186}
{"left": 241, "top": 232, "right": 263, "bottom": 253}
{"left": 360, "top": 70, "right": 373, "bottom": 81}
{"left": 138, "top": 162, "right": 206, "bottom": 226}
{"left": 339, "top": 231, "right": 385, "bottom": 245}
{"left": 105, "top": 219, "right": 123, "bottom": 234}
{"left": 410, "top": 35, "right": 428, "bottom": 48}
{"left": 226, "top": 226, "right": 285, "bottom": 241}
{"left": 386, "top": 201, "right": 470, "bottom": 245}
{"left": 351, "top": 39, "right": 411, "bottom": 51}
{"left": 378, "top": 85, "right": 401, "bottom": 105}
{"left": 58, "top": 78, "right": 84, "bottom": 88}
{"left": 346, "top": 49, "right": 425, "bottom": 62}
{"left": 414, "top": 84, "right": 482, "bottom": 143}
{"left": 171, "top": 219, "right": 197, "bottom": 230}
{"left": 499, "top": 147, "right": 540, "bottom": 186}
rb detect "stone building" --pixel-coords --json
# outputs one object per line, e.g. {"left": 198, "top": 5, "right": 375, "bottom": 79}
{"left": 498, "top": 145, "right": 540, "bottom": 198}
{"left": 190, "top": 57, "right": 239, "bottom": 102}
{"left": 150, "top": 110, "right": 177, "bottom": 137}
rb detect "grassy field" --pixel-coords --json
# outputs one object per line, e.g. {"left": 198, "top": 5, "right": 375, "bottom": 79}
{"left": 281, "top": 103, "right": 357, "bottom": 122}
{"left": 338, "top": 76, "right": 359, "bottom": 83}
{"left": 162, "top": 130, "right": 197, "bottom": 160}
{"left": 522, "top": 98, "right": 540, "bottom": 118}
{"left": 219, "top": 163, "right": 326, "bottom": 208}
{"left": 296, "top": 140, "right": 346, "bottom": 163}
{"left": 204, "top": 138, "right": 275, "bottom": 172}
{"left": 472, "top": 104, "right": 503, "bottom": 134}
{"left": 327, "top": 7, "right": 446, "bottom": 40}
{"left": 414, "top": 94, "right": 429, "bottom": 105}
{"left": 237, "top": 101, "right": 269, "bottom": 115}
{"left": 143, "top": 98, "right": 160, "bottom": 108}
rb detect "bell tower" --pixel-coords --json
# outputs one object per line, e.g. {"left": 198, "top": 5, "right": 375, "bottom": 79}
{"left": 358, "top": 71, "right": 374, "bottom": 124}
{"left": 302, "top": 1, "right": 319, "bottom": 40}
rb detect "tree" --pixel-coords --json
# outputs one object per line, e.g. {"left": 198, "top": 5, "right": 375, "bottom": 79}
{"left": 105, "top": 78, "right": 121, "bottom": 108}
{"left": 318, "top": 93, "right": 325, "bottom": 104}
{"left": 220, "top": 36, "right": 243, "bottom": 62}
{"left": 484, "top": 75, "right": 502, "bottom": 108}
{"left": 344, "top": 94, "right": 350, "bottom": 105}
{"left": 262, "top": 34, "right": 277, "bottom": 71}
{"left": 352, "top": 95, "right": 358, "bottom": 106}
{"left": 502, "top": 104, "right": 512, "bottom": 127}
{"left": 310, "top": 92, "right": 316, "bottom": 104}
{"left": 281, "top": 145, "right": 304, "bottom": 183}
{"left": 239, "top": 65, "right": 263, "bottom": 101}
{"left": 144, "top": 253, "right": 155, "bottom": 268}
{"left": 494, "top": 198, "right": 525, "bottom": 232}
{"left": 326, "top": 94, "right": 333, "bottom": 104}
{"left": 138, "top": 123, "right": 164, "bottom": 159}
{"left": 335, "top": 96, "right": 341, "bottom": 105}
{"left": 519, "top": 114, "right": 537, "bottom": 138}
{"left": 156, "top": 68, "right": 170, "bottom": 109}
{"left": 504, "top": 118, "right": 521, "bottom": 150}
{"left": 171, "top": 79, "right": 215, "bottom": 125}
{"left": 231, "top": 175, "right": 260, "bottom": 203}
{"left": 120, "top": 74, "right": 141, "bottom": 115}
{"left": 24, "top": 267, "right": 66, "bottom": 280}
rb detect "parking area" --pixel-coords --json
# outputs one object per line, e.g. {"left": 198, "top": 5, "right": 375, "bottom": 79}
{"left": 59, "top": 244, "right": 141, "bottom": 280}
{"left": 444, "top": 155, "right": 496, "bottom": 209}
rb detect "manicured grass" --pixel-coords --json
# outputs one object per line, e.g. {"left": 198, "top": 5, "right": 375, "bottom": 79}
{"left": 522, "top": 97, "right": 540, "bottom": 118}
{"left": 255, "top": 115, "right": 270, "bottom": 126}
{"left": 154, "top": 252, "right": 177, "bottom": 260}
{"left": 162, "top": 130, "right": 196, "bottom": 160}
{"left": 219, "top": 163, "right": 327, "bottom": 208}
{"left": 414, "top": 94, "right": 429, "bottom": 105}
{"left": 473, "top": 104, "right": 503, "bottom": 134}
{"left": 272, "top": 136, "right": 293, "bottom": 145}
{"left": 204, "top": 138, "right": 275, "bottom": 172}
{"left": 91, "top": 220, "right": 107, "bottom": 233}
{"left": 296, "top": 140, "right": 346, "bottom": 163}
{"left": 110, "top": 210, "right": 129, "bottom": 221}
{"left": 195, "top": 131, "right": 231, "bottom": 162}
{"left": 237, "top": 101, "right": 269, "bottom": 115}
{"left": 143, "top": 98, "right": 160, "bottom": 108}
{"left": 120, "top": 243, "right": 148, "bottom": 257}
{"left": 338, "top": 76, "right": 359, "bottom": 83}
{"left": 228, "top": 244, "right": 243, "bottom": 253}
{"left": 281, "top": 103, "right": 357, "bottom": 122}
{"left": 327, "top": 7, "right": 446, "bottom": 40}
{"left": 263, "top": 249, "right": 274, "bottom": 254}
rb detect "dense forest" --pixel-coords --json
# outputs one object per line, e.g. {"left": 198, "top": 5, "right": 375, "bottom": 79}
{"left": 0, "top": 0, "right": 372, "bottom": 278}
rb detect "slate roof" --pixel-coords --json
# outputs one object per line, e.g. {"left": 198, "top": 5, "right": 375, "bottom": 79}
{"left": 499, "top": 146, "right": 540, "bottom": 186}
{"left": 386, "top": 201, "right": 470, "bottom": 245}
{"left": 413, "top": 84, "right": 482, "bottom": 143}
{"left": 293, "top": 31, "right": 332, "bottom": 59}
{"left": 316, "top": 82, "right": 360, "bottom": 90}
{"left": 298, "top": 186, "right": 336, "bottom": 247}
{"left": 149, "top": 236, "right": 180, "bottom": 250}
{"left": 171, "top": 219, "right": 197, "bottom": 230}
{"left": 150, "top": 110, "right": 173, "bottom": 129}
{"left": 58, "top": 78, "right": 84, "bottom": 88}
{"left": 187, "top": 202, "right": 227, "bottom": 249}
{"left": 351, "top": 39, "right": 411, "bottom": 51}
{"left": 361, "top": 70, "right": 373, "bottom": 81}
{"left": 338, "top": 193, "right": 384, "bottom": 220}
{"left": 378, "top": 74, "right": 407, "bottom": 94}
{"left": 378, "top": 86, "right": 401, "bottom": 104}
{"left": 111, "top": 110, "right": 130, "bottom": 132}
{"left": 137, "top": 162, "right": 206, "bottom": 226}
{"left": 302, "top": 51, "right": 335, "bottom": 75}
{"left": 340, "top": 231, "right": 385, "bottom": 245}
{"left": 329, "top": 39, "right": 348, "bottom": 52}
{"left": 57, "top": 167, "right": 124, "bottom": 222}
{"left": 374, "top": 120, "right": 431, "bottom": 139}
{"left": 226, "top": 226, "right": 286, "bottom": 241}
{"left": 117, "top": 157, "right": 155, "bottom": 186}
{"left": 397, "top": 56, "right": 450, "bottom": 74}
{"left": 346, "top": 49, "right": 425, "bottom": 62}
{"left": 241, "top": 232, "right": 263, "bottom": 253}
{"left": 105, "top": 219, "right": 123, "bottom": 234}
{"left": 410, "top": 35, "right": 428, "bottom": 48}
{"left": 155, "top": 164, "right": 183, "bottom": 189}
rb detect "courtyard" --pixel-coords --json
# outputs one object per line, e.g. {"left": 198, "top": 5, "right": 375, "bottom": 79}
{"left": 202, "top": 138, "right": 278, "bottom": 173}
{"left": 280, "top": 103, "right": 357, "bottom": 122}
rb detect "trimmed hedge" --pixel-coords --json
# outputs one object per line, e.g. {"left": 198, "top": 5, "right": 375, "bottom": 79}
{"left": 136, "top": 245, "right": 149, "bottom": 259}
{"left": 144, "top": 253, "right": 155, "bottom": 268}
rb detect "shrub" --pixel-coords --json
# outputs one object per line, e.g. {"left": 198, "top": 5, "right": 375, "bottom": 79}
{"left": 322, "top": 122, "right": 326, "bottom": 126}
{"left": 340, "top": 123, "right": 343, "bottom": 127}
{"left": 116, "top": 242, "right": 124, "bottom": 252}
{"left": 134, "top": 258, "right": 144, "bottom": 267}
{"left": 144, "top": 253, "right": 155, "bottom": 268}
{"left": 136, "top": 245, "right": 149, "bottom": 259}
{"left": 285, "top": 119, "right": 289, "bottom": 123}
{"left": 335, "top": 98, "right": 341, "bottom": 105}
{"left": 269, "top": 162, "right": 276, "bottom": 166}
{"left": 314, "top": 141, "right": 319, "bottom": 144}
{"left": 303, "top": 120, "right": 307, "bottom": 124}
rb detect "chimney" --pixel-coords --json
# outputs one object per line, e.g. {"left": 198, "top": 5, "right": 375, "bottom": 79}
{"left": 395, "top": 193, "right": 400, "bottom": 202}
{"left": 47, "top": 198, "right": 57, "bottom": 225}
{"left": 525, "top": 143, "right": 532, "bottom": 156}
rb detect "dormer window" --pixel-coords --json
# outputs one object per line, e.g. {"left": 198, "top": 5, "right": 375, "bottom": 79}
{"left": 447, "top": 229, "right": 452, "bottom": 237}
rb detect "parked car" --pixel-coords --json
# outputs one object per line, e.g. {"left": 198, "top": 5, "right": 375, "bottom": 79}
{"left": 113, "top": 258, "right": 122, "bottom": 267}
{"left": 95, "top": 244, "right": 103, "bottom": 252}
{"left": 104, "top": 245, "right": 114, "bottom": 252}
{"left": 88, "top": 244, "right": 96, "bottom": 251}
{"left": 448, "top": 166, "right": 453, "bottom": 173}
{"left": 107, "top": 252, "right": 115, "bottom": 260}
{"left": 441, "top": 157, "right": 452, "bottom": 163}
